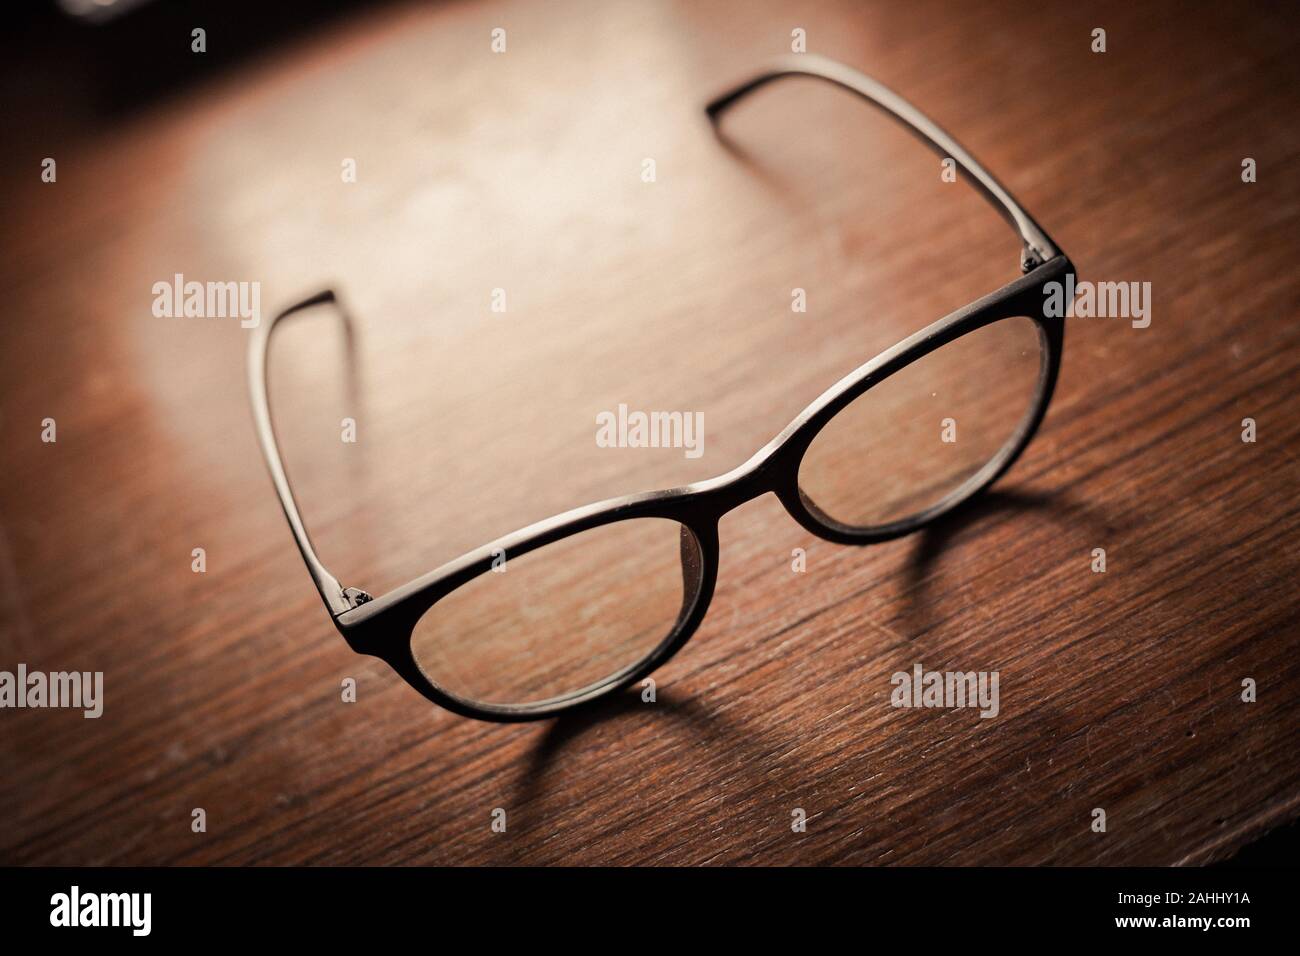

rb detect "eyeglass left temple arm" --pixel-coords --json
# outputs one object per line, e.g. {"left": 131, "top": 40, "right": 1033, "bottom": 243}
{"left": 248, "top": 289, "right": 371, "bottom": 617}
{"left": 706, "top": 53, "right": 1060, "bottom": 273}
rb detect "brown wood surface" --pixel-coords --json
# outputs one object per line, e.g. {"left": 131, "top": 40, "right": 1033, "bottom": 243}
{"left": 1, "top": 0, "right": 1297, "bottom": 865}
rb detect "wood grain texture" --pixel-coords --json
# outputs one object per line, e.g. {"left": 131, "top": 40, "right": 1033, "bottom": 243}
{"left": 1, "top": 0, "right": 1297, "bottom": 865}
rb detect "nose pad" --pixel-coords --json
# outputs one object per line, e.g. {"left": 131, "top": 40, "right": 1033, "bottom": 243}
{"left": 671, "top": 524, "right": 707, "bottom": 632}
{"left": 775, "top": 481, "right": 818, "bottom": 527}
{"left": 777, "top": 482, "right": 861, "bottom": 544}
{"left": 680, "top": 525, "right": 703, "bottom": 589}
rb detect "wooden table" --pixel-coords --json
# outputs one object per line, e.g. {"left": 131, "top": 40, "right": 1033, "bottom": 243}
{"left": 1, "top": 0, "right": 1296, "bottom": 865}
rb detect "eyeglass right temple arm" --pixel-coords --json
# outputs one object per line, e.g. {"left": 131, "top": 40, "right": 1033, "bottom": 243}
{"left": 248, "top": 289, "right": 369, "bottom": 617}
{"left": 706, "top": 53, "right": 1060, "bottom": 272}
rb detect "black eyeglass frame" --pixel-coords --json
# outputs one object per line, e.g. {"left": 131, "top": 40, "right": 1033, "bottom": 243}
{"left": 248, "top": 54, "right": 1072, "bottom": 722}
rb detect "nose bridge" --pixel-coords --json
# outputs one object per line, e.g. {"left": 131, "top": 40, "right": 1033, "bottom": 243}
{"left": 698, "top": 450, "right": 788, "bottom": 520}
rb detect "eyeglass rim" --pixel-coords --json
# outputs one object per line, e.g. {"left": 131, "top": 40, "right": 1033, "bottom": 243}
{"left": 337, "top": 257, "right": 1067, "bottom": 720}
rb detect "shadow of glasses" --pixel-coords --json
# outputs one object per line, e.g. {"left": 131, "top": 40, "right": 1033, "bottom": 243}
{"left": 898, "top": 487, "right": 1119, "bottom": 638}
{"left": 510, "top": 686, "right": 800, "bottom": 834}
{"left": 511, "top": 486, "right": 1116, "bottom": 807}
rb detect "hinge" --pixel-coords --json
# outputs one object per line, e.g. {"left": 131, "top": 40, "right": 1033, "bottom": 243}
{"left": 342, "top": 587, "right": 373, "bottom": 609}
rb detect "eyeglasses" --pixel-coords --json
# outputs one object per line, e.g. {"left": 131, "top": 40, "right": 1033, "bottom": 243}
{"left": 249, "top": 54, "right": 1071, "bottom": 722}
